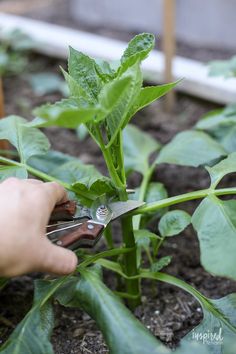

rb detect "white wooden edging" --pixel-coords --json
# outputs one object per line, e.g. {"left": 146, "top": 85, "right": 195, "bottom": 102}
{"left": 0, "top": 13, "right": 235, "bottom": 104}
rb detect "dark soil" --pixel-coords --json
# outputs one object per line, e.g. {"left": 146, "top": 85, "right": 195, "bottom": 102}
{"left": 1, "top": 23, "right": 236, "bottom": 354}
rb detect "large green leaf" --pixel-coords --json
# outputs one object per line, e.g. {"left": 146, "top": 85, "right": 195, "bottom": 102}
{"left": 196, "top": 105, "right": 236, "bottom": 153}
{"left": 0, "top": 116, "right": 50, "bottom": 164}
{"left": 159, "top": 210, "right": 191, "bottom": 237}
{"left": 0, "top": 277, "right": 66, "bottom": 354}
{"left": 139, "top": 271, "right": 236, "bottom": 354}
{"left": 206, "top": 152, "right": 236, "bottom": 188}
{"left": 0, "top": 165, "right": 27, "bottom": 181}
{"left": 192, "top": 195, "right": 236, "bottom": 280}
{"left": 196, "top": 106, "right": 236, "bottom": 131}
{"left": 123, "top": 124, "right": 160, "bottom": 174}
{"left": 156, "top": 130, "right": 226, "bottom": 167}
{"left": 68, "top": 47, "right": 102, "bottom": 101}
{"left": 56, "top": 266, "right": 166, "bottom": 354}
{"left": 125, "top": 81, "right": 179, "bottom": 124}
{"left": 184, "top": 294, "right": 236, "bottom": 353}
{"left": 28, "top": 150, "right": 78, "bottom": 175}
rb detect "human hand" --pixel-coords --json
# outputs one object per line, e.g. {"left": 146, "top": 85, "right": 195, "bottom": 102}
{"left": 0, "top": 178, "right": 78, "bottom": 277}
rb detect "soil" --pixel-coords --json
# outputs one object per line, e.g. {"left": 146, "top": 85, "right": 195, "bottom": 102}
{"left": 1, "top": 9, "right": 236, "bottom": 353}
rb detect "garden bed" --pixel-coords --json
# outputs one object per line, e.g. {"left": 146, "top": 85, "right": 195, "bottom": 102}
{"left": 1, "top": 53, "right": 236, "bottom": 354}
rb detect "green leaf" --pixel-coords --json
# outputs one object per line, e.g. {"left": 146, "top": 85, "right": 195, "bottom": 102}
{"left": 120, "top": 33, "right": 155, "bottom": 72}
{"left": 196, "top": 105, "right": 236, "bottom": 153}
{"left": 51, "top": 160, "right": 115, "bottom": 204}
{"left": 139, "top": 271, "right": 234, "bottom": 354}
{"left": 156, "top": 130, "right": 226, "bottom": 167}
{"left": 28, "top": 150, "right": 78, "bottom": 175}
{"left": 0, "top": 165, "right": 27, "bottom": 181}
{"left": 134, "top": 229, "right": 159, "bottom": 266}
{"left": 94, "top": 59, "right": 116, "bottom": 82}
{"left": 55, "top": 266, "right": 167, "bottom": 354}
{"left": 61, "top": 67, "right": 91, "bottom": 101}
{"left": 33, "top": 99, "right": 100, "bottom": 128}
{"left": 68, "top": 47, "right": 102, "bottom": 101}
{"left": 150, "top": 256, "right": 172, "bottom": 272}
{"left": 125, "top": 81, "right": 180, "bottom": 124}
{"left": 102, "top": 62, "right": 143, "bottom": 146}
{"left": 159, "top": 210, "right": 191, "bottom": 237}
{"left": 0, "top": 116, "right": 50, "bottom": 164}
{"left": 76, "top": 124, "right": 88, "bottom": 141}
{"left": 134, "top": 229, "right": 158, "bottom": 248}
{"left": 27, "top": 72, "right": 68, "bottom": 96}
{"left": 206, "top": 152, "right": 236, "bottom": 188}
{"left": 0, "top": 278, "right": 8, "bottom": 290}
{"left": 196, "top": 106, "right": 236, "bottom": 131}
{"left": 192, "top": 195, "right": 236, "bottom": 280}
{"left": 184, "top": 294, "right": 236, "bottom": 353}
{"left": 123, "top": 124, "right": 160, "bottom": 174}
{"left": 0, "top": 277, "right": 66, "bottom": 354}
{"left": 208, "top": 56, "right": 236, "bottom": 78}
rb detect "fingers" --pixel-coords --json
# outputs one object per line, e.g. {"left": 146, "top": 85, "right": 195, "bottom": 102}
{"left": 35, "top": 239, "right": 78, "bottom": 275}
{"left": 41, "top": 182, "right": 69, "bottom": 210}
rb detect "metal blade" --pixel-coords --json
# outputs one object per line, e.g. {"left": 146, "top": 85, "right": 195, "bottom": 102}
{"left": 109, "top": 200, "right": 145, "bottom": 220}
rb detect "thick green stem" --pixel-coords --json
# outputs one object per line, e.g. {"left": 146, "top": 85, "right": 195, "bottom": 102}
{"left": 121, "top": 216, "right": 141, "bottom": 308}
{"left": 134, "top": 187, "right": 236, "bottom": 215}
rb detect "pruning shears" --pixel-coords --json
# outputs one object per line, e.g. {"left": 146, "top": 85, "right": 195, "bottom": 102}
{"left": 47, "top": 196, "right": 144, "bottom": 250}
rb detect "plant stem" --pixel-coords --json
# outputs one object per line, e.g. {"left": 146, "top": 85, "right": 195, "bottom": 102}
{"left": 133, "top": 187, "right": 236, "bottom": 215}
{"left": 133, "top": 163, "right": 155, "bottom": 229}
{"left": 121, "top": 216, "right": 141, "bottom": 308}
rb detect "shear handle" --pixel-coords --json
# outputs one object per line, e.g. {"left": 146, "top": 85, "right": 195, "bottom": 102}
{"left": 50, "top": 200, "right": 77, "bottom": 222}
{"left": 47, "top": 220, "right": 104, "bottom": 250}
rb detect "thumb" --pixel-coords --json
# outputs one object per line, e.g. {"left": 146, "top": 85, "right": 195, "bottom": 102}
{"left": 38, "top": 240, "right": 78, "bottom": 275}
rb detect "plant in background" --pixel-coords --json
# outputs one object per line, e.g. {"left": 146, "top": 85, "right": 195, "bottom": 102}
{"left": 1, "top": 34, "right": 236, "bottom": 354}
{"left": 195, "top": 56, "right": 236, "bottom": 153}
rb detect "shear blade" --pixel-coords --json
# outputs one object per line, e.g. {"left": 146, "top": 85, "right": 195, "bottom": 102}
{"left": 109, "top": 200, "right": 145, "bottom": 220}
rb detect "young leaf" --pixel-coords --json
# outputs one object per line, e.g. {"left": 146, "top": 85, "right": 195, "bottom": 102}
{"left": 134, "top": 229, "right": 159, "bottom": 266}
{"left": 123, "top": 124, "right": 160, "bottom": 174}
{"left": 0, "top": 277, "right": 66, "bottom": 354}
{"left": 33, "top": 99, "right": 100, "bottom": 128}
{"left": 55, "top": 266, "right": 167, "bottom": 354}
{"left": 159, "top": 210, "right": 191, "bottom": 237}
{"left": 150, "top": 256, "right": 172, "bottom": 272}
{"left": 51, "top": 160, "right": 115, "bottom": 204}
{"left": 0, "top": 116, "right": 50, "bottom": 164}
{"left": 68, "top": 47, "right": 102, "bottom": 101}
{"left": 156, "top": 130, "right": 226, "bottom": 167}
{"left": 192, "top": 195, "right": 236, "bottom": 280}
{"left": 102, "top": 62, "right": 143, "bottom": 146}
{"left": 120, "top": 33, "right": 155, "bottom": 72}
{"left": 206, "top": 152, "right": 236, "bottom": 188}
{"left": 125, "top": 81, "right": 180, "bottom": 125}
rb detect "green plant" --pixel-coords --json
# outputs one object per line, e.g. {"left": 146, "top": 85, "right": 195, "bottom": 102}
{"left": 195, "top": 56, "right": 236, "bottom": 152}
{"left": 0, "top": 29, "right": 34, "bottom": 76}
{"left": 1, "top": 34, "right": 236, "bottom": 353}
